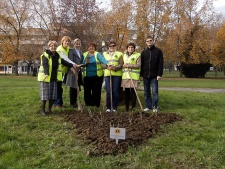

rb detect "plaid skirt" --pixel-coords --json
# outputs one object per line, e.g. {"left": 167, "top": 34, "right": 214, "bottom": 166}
{"left": 40, "top": 81, "right": 57, "bottom": 100}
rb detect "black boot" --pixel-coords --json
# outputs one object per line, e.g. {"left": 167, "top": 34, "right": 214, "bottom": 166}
{"left": 48, "top": 100, "right": 54, "bottom": 114}
{"left": 131, "top": 89, "right": 136, "bottom": 110}
{"left": 41, "top": 100, "right": 47, "bottom": 116}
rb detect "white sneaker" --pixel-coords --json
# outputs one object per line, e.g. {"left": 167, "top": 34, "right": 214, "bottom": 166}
{"left": 106, "top": 109, "right": 110, "bottom": 113}
{"left": 144, "top": 108, "right": 150, "bottom": 112}
{"left": 153, "top": 106, "right": 159, "bottom": 113}
{"left": 112, "top": 109, "right": 117, "bottom": 112}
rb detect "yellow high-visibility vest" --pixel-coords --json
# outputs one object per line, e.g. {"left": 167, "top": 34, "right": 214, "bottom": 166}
{"left": 83, "top": 51, "right": 104, "bottom": 77}
{"left": 56, "top": 45, "right": 70, "bottom": 73}
{"left": 122, "top": 52, "right": 140, "bottom": 80}
{"left": 37, "top": 52, "right": 63, "bottom": 82}
{"left": 103, "top": 51, "right": 123, "bottom": 76}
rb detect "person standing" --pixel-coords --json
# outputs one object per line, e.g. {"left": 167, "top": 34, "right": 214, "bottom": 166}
{"left": 121, "top": 42, "right": 141, "bottom": 112}
{"left": 38, "top": 41, "right": 76, "bottom": 116}
{"left": 54, "top": 36, "right": 76, "bottom": 108}
{"left": 82, "top": 42, "right": 108, "bottom": 107}
{"left": 66, "top": 38, "right": 83, "bottom": 108}
{"left": 103, "top": 41, "right": 123, "bottom": 112}
{"left": 140, "top": 35, "right": 164, "bottom": 113}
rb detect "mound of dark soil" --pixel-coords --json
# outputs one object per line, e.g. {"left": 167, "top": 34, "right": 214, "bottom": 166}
{"left": 63, "top": 111, "right": 181, "bottom": 156}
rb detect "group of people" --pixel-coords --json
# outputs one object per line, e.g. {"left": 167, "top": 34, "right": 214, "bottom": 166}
{"left": 38, "top": 35, "right": 164, "bottom": 116}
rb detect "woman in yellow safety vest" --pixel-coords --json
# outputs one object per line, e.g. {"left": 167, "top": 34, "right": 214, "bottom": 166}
{"left": 82, "top": 42, "right": 108, "bottom": 107}
{"left": 103, "top": 41, "right": 123, "bottom": 112}
{"left": 121, "top": 42, "right": 141, "bottom": 111}
{"left": 54, "top": 36, "right": 76, "bottom": 109}
{"left": 38, "top": 41, "right": 76, "bottom": 116}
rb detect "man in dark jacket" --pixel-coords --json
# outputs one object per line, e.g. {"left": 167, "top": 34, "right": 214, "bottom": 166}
{"left": 140, "top": 35, "right": 164, "bottom": 112}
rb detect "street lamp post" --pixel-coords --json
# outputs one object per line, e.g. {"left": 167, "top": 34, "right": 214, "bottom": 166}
{"left": 101, "top": 41, "right": 105, "bottom": 53}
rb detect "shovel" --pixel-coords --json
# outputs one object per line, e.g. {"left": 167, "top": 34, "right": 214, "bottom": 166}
{"left": 110, "top": 69, "right": 113, "bottom": 112}
{"left": 74, "top": 68, "right": 83, "bottom": 113}
{"left": 127, "top": 69, "right": 144, "bottom": 113}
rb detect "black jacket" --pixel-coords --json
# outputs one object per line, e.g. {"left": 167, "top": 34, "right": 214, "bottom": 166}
{"left": 42, "top": 50, "right": 73, "bottom": 81}
{"left": 140, "top": 45, "right": 163, "bottom": 79}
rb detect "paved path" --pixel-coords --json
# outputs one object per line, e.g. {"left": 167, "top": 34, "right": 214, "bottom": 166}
{"left": 159, "top": 87, "right": 225, "bottom": 93}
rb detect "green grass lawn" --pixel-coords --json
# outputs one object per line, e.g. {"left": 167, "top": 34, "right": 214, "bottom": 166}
{"left": 1, "top": 75, "right": 225, "bottom": 169}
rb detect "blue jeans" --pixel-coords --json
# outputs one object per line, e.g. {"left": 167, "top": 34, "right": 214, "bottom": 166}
{"left": 143, "top": 77, "right": 158, "bottom": 108}
{"left": 105, "top": 76, "right": 122, "bottom": 110}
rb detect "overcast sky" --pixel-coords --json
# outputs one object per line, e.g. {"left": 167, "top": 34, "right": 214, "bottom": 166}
{"left": 213, "top": 0, "right": 225, "bottom": 13}
{"left": 96, "top": 0, "right": 225, "bottom": 14}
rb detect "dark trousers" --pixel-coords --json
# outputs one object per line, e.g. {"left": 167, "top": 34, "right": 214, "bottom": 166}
{"left": 54, "top": 81, "right": 63, "bottom": 106}
{"left": 125, "top": 88, "right": 136, "bottom": 110}
{"left": 69, "top": 71, "right": 82, "bottom": 107}
{"left": 78, "top": 71, "right": 83, "bottom": 88}
{"left": 83, "top": 76, "right": 103, "bottom": 107}
{"left": 69, "top": 87, "right": 77, "bottom": 106}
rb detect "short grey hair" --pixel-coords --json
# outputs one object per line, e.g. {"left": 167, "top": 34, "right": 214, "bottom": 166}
{"left": 48, "top": 40, "right": 58, "bottom": 47}
{"left": 73, "top": 38, "right": 81, "bottom": 45}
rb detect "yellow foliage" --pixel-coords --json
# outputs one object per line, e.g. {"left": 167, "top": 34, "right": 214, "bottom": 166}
{"left": 0, "top": 41, "right": 22, "bottom": 64}
{"left": 212, "top": 21, "right": 225, "bottom": 66}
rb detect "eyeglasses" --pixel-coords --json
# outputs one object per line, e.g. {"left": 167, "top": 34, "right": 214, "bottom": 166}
{"left": 146, "top": 40, "right": 153, "bottom": 42}
{"left": 109, "top": 45, "right": 115, "bottom": 47}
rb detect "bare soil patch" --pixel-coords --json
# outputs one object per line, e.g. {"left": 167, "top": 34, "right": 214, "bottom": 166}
{"left": 62, "top": 111, "right": 182, "bottom": 156}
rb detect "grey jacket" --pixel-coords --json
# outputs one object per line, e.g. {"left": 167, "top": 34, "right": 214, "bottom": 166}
{"left": 66, "top": 48, "right": 83, "bottom": 88}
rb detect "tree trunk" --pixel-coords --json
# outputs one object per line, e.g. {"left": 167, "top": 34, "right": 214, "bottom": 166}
{"left": 179, "top": 65, "right": 183, "bottom": 77}
{"left": 14, "top": 64, "right": 19, "bottom": 76}
{"left": 27, "top": 64, "right": 31, "bottom": 75}
{"left": 223, "top": 66, "right": 225, "bottom": 76}
{"left": 215, "top": 66, "right": 218, "bottom": 77}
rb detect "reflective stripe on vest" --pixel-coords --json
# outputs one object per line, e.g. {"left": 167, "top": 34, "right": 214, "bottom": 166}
{"left": 122, "top": 52, "right": 140, "bottom": 80}
{"left": 103, "top": 51, "right": 123, "bottom": 76}
{"left": 56, "top": 45, "right": 70, "bottom": 73}
{"left": 83, "top": 51, "right": 104, "bottom": 77}
{"left": 37, "top": 52, "right": 63, "bottom": 82}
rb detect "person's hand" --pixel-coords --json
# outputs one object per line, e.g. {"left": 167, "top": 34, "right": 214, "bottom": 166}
{"left": 71, "top": 68, "right": 76, "bottom": 75}
{"left": 123, "top": 64, "right": 129, "bottom": 68}
{"left": 111, "top": 65, "right": 118, "bottom": 71}
{"left": 43, "top": 74, "right": 48, "bottom": 81}
{"left": 75, "top": 64, "right": 83, "bottom": 68}
{"left": 85, "top": 58, "right": 90, "bottom": 64}
{"left": 77, "top": 64, "right": 85, "bottom": 67}
{"left": 107, "top": 64, "right": 113, "bottom": 70}
{"left": 110, "top": 66, "right": 116, "bottom": 71}
{"left": 140, "top": 76, "right": 143, "bottom": 81}
{"left": 157, "top": 76, "right": 162, "bottom": 80}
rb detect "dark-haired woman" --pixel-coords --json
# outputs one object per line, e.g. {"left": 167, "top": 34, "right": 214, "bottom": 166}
{"left": 82, "top": 42, "right": 108, "bottom": 107}
{"left": 121, "top": 43, "right": 141, "bottom": 111}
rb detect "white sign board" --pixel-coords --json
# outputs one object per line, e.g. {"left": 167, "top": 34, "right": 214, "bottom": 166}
{"left": 110, "top": 127, "right": 126, "bottom": 144}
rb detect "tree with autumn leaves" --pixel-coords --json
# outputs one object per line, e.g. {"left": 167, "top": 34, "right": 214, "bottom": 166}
{"left": 94, "top": 0, "right": 135, "bottom": 51}
{"left": 0, "top": 0, "right": 225, "bottom": 77}
{"left": 212, "top": 21, "right": 225, "bottom": 75}
{"left": 0, "top": 0, "right": 33, "bottom": 75}
{"left": 134, "top": 0, "right": 220, "bottom": 77}
{"left": 0, "top": 0, "right": 101, "bottom": 75}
